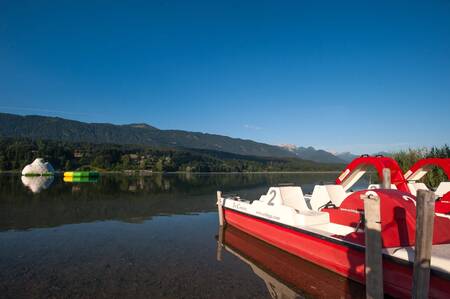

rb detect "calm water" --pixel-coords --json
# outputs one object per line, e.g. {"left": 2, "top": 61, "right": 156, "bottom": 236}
{"left": 0, "top": 173, "right": 367, "bottom": 299}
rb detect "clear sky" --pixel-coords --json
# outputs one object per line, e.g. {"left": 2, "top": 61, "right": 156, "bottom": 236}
{"left": 1, "top": 1, "right": 449, "bottom": 154}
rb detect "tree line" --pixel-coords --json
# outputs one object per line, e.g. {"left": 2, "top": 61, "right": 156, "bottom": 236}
{"left": 0, "top": 138, "right": 342, "bottom": 173}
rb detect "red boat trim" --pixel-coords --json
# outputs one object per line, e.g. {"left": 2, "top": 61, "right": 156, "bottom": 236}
{"left": 223, "top": 206, "right": 450, "bottom": 280}
{"left": 223, "top": 207, "right": 364, "bottom": 251}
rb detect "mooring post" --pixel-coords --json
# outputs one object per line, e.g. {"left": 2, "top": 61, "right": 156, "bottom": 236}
{"left": 412, "top": 189, "right": 435, "bottom": 299}
{"left": 361, "top": 192, "right": 384, "bottom": 299}
{"left": 381, "top": 168, "right": 391, "bottom": 189}
{"left": 217, "top": 190, "right": 224, "bottom": 226}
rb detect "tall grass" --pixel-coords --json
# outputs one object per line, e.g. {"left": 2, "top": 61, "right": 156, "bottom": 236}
{"left": 393, "top": 145, "right": 450, "bottom": 188}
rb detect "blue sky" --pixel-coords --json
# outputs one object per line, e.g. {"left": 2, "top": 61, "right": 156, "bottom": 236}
{"left": 1, "top": 1, "right": 449, "bottom": 154}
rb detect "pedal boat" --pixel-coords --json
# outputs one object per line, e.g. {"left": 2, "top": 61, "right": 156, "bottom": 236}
{"left": 335, "top": 155, "right": 450, "bottom": 216}
{"left": 404, "top": 158, "right": 450, "bottom": 215}
{"left": 218, "top": 184, "right": 450, "bottom": 298}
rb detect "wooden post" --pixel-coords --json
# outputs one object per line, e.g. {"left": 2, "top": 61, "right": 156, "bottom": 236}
{"left": 381, "top": 168, "right": 391, "bottom": 189}
{"left": 216, "top": 225, "right": 224, "bottom": 261}
{"left": 361, "top": 192, "right": 384, "bottom": 299}
{"left": 412, "top": 190, "right": 435, "bottom": 299}
{"left": 217, "top": 190, "right": 224, "bottom": 226}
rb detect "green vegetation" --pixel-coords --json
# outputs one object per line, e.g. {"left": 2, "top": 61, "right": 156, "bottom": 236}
{"left": 393, "top": 145, "right": 450, "bottom": 188}
{"left": 0, "top": 138, "right": 343, "bottom": 173}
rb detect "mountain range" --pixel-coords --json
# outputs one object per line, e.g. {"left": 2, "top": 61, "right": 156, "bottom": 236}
{"left": 280, "top": 145, "right": 347, "bottom": 164}
{"left": 0, "top": 113, "right": 352, "bottom": 164}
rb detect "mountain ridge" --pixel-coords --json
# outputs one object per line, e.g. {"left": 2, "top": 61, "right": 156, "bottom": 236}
{"left": 0, "top": 113, "right": 358, "bottom": 164}
{"left": 280, "top": 144, "right": 347, "bottom": 164}
{"left": 0, "top": 113, "right": 297, "bottom": 159}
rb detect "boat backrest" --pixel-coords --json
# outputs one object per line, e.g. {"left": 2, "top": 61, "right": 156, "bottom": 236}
{"left": 309, "top": 184, "right": 349, "bottom": 210}
{"left": 325, "top": 185, "right": 348, "bottom": 207}
{"left": 435, "top": 182, "right": 450, "bottom": 197}
{"left": 259, "top": 187, "right": 283, "bottom": 206}
{"left": 279, "top": 186, "right": 309, "bottom": 211}
{"left": 367, "top": 184, "right": 398, "bottom": 190}
{"left": 407, "top": 183, "right": 418, "bottom": 196}
{"left": 310, "top": 185, "right": 332, "bottom": 211}
{"left": 259, "top": 187, "right": 309, "bottom": 211}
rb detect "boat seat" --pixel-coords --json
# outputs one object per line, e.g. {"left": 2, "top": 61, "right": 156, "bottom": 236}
{"left": 325, "top": 185, "right": 348, "bottom": 207}
{"left": 435, "top": 182, "right": 450, "bottom": 198}
{"left": 295, "top": 210, "right": 330, "bottom": 226}
{"left": 259, "top": 187, "right": 309, "bottom": 211}
{"left": 310, "top": 185, "right": 348, "bottom": 210}
{"left": 407, "top": 182, "right": 430, "bottom": 197}
{"left": 279, "top": 186, "right": 309, "bottom": 211}
{"left": 407, "top": 183, "right": 418, "bottom": 196}
{"left": 310, "top": 185, "right": 332, "bottom": 211}
{"left": 259, "top": 187, "right": 284, "bottom": 206}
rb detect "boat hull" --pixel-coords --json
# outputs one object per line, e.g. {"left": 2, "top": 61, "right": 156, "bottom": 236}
{"left": 224, "top": 207, "right": 450, "bottom": 299}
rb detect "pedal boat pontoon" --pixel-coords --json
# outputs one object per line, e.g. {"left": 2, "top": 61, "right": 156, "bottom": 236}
{"left": 218, "top": 173, "right": 450, "bottom": 298}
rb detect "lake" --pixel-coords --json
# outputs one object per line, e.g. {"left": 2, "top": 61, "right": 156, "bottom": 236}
{"left": 0, "top": 173, "right": 367, "bottom": 298}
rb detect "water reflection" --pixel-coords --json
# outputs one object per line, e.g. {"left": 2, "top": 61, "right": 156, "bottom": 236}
{"left": 2, "top": 173, "right": 344, "bottom": 231}
{"left": 0, "top": 172, "right": 371, "bottom": 298}
{"left": 21, "top": 175, "right": 54, "bottom": 193}
{"left": 218, "top": 225, "right": 365, "bottom": 299}
{"left": 63, "top": 176, "right": 99, "bottom": 183}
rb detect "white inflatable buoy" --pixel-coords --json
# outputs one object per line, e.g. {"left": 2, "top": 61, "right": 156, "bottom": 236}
{"left": 21, "top": 158, "right": 55, "bottom": 176}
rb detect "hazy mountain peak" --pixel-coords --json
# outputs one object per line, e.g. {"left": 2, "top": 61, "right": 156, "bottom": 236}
{"left": 279, "top": 144, "right": 298, "bottom": 151}
{"left": 125, "top": 123, "right": 158, "bottom": 130}
{"left": 279, "top": 144, "right": 345, "bottom": 164}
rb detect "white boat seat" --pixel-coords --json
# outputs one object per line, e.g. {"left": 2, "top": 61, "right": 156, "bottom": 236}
{"left": 310, "top": 184, "right": 348, "bottom": 210}
{"left": 407, "top": 183, "right": 418, "bottom": 196}
{"left": 435, "top": 182, "right": 450, "bottom": 198}
{"left": 259, "top": 187, "right": 309, "bottom": 211}
{"left": 295, "top": 210, "right": 330, "bottom": 226}
{"left": 325, "top": 185, "right": 348, "bottom": 207}
{"left": 259, "top": 187, "right": 283, "bottom": 206}
{"left": 310, "top": 185, "right": 332, "bottom": 211}
{"left": 280, "top": 186, "right": 309, "bottom": 211}
{"left": 408, "top": 182, "right": 430, "bottom": 197}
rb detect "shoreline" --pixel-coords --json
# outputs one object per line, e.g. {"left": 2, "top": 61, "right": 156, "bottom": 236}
{"left": 0, "top": 170, "right": 343, "bottom": 175}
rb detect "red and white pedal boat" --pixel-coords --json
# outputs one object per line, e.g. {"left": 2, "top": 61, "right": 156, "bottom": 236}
{"left": 404, "top": 158, "right": 450, "bottom": 215}
{"left": 217, "top": 158, "right": 450, "bottom": 298}
{"left": 335, "top": 155, "right": 450, "bottom": 216}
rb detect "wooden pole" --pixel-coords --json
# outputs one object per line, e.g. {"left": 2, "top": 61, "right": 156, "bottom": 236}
{"left": 412, "top": 189, "right": 435, "bottom": 299}
{"left": 361, "top": 192, "right": 384, "bottom": 299}
{"left": 381, "top": 168, "right": 391, "bottom": 189}
{"left": 217, "top": 190, "right": 224, "bottom": 226}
